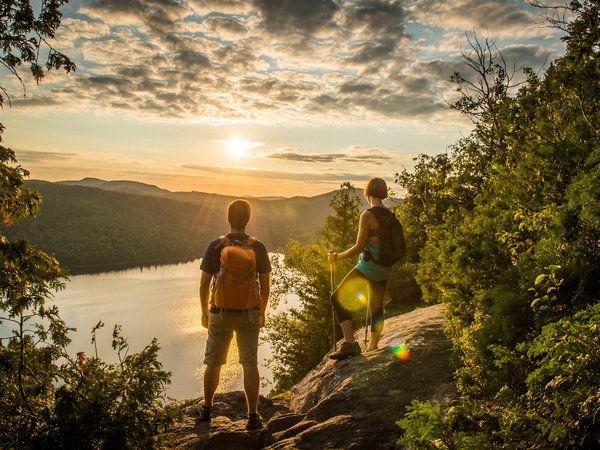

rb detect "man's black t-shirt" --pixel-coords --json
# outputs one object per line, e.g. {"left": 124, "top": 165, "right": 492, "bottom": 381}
{"left": 200, "top": 233, "right": 271, "bottom": 274}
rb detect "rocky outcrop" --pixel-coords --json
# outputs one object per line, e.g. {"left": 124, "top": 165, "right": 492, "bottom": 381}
{"left": 167, "top": 303, "right": 454, "bottom": 449}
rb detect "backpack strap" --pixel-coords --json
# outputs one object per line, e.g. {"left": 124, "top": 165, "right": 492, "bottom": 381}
{"left": 215, "top": 236, "right": 230, "bottom": 250}
{"left": 365, "top": 207, "right": 391, "bottom": 262}
{"left": 210, "top": 236, "right": 230, "bottom": 301}
{"left": 368, "top": 206, "right": 390, "bottom": 224}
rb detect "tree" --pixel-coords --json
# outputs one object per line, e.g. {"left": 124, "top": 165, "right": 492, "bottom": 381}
{"left": 265, "top": 183, "right": 361, "bottom": 394}
{"left": 1, "top": 2, "right": 179, "bottom": 447}
{"left": 397, "top": 2, "right": 600, "bottom": 447}
{"left": 321, "top": 181, "right": 361, "bottom": 251}
{"left": 0, "top": 0, "right": 76, "bottom": 108}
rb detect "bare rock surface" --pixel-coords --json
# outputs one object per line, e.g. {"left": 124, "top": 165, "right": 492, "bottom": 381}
{"left": 166, "top": 303, "right": 454, "bottom": 449}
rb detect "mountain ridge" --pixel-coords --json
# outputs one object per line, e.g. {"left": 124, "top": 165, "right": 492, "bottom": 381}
{"left": 54, "top": 178, "right": 337, "bottom": 202}
{"left": 6, "top": 179, "right": 382, "bottom": 274}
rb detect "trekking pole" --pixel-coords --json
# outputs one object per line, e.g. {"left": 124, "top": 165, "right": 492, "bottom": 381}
{"left": 328, "top": 251, "right": 337, "bottom": 352}
{"left": 364, "top": 284, "right": 370, "bottom": 347}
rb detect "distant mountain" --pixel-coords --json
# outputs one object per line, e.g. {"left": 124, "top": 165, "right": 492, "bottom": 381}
{"left": 5, "top": 179, "right": 400, "bottom": 274}
{"left": 59, "top": 178, "right": 172, "bottom": 197}
{"left": 4, "top": 180, "right": 364, "bottom": 273}
{"left": 58, "top": 178, "right": 290, "bottom": 202}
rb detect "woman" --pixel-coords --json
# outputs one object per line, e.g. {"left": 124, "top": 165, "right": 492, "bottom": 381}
{"left": 328, "top": 177, "right": 393, "bottom": 360}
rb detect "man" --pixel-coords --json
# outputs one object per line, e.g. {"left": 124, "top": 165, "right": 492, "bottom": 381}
{"left": 197, "top": 199, "right": 271, "bottom": 430}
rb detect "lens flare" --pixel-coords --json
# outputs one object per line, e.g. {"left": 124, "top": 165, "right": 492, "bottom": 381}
{"left": 356, "top": 291, "right": 367, "bottom": 305}
{"left": 392, "top": 343, "right": 410, "bottom": 360}
{"left": 338, "top": 278, "right": 370, "bottom": 312}
{"left": 371, "top": 316, "right": 384, "bottom": 334}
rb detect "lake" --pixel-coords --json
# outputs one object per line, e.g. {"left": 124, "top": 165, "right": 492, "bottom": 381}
{"left": 47, "top": 257, "right": 297, "bottom": 400}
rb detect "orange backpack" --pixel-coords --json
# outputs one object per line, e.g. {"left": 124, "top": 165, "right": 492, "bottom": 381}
{"left": 211, "top": 236, "right": 259, "bottom": 310}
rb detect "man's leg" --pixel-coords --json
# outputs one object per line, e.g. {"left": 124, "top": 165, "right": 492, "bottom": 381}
{"left": 236, "top": 310, "right": 263, "bottom": 430}
{"left": 202, "top": 312, "right": 233, "bottom": 413}
{"left": 242, "top": 364, "right": 259, "bottom": 415}
{"left": 203, "top": 365, "right": 221, "bottom": 407}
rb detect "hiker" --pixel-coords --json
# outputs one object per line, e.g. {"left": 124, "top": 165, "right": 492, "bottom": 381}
{"left": 197, "top": 199, "right": 271, "bottom": 430}
{"left": 328, "top": 177, "right": 394, "bottom": 360}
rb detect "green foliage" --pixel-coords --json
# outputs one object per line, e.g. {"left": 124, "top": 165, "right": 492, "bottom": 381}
{"left": 265, "top": 183, "right": 360, "bottom": 394}
{"left": 0, "top": 147, "right": 41, "bottom": 225}
{"left": 44, "top": 324, "right": 179, "bottom": 449}
{"left": 321, "top": 181, "right": 361, "bottom": 250}
{"left": 1, "top": 4, "right": 178, "bottom": 446}
{"left": 265, "top": 240, "right": 335, "bottom": 393}
{"left": 396, "top": 4, "right": 600, "bottom": 448}
{"left": 0, "top": 162, "right": 180, "bottom": 448}
{"left": 0, "top": 0, "right": 76, "bottom": 107}
{"left": 525, "top": 302, "right": 600, "bottom": 448}
{"left": 397, "top": 400, "right": 449, "bottom": 449}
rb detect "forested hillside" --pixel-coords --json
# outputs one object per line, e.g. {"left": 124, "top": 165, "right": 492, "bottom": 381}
{"left": 5, "top": 180, "right": 361, "bottom": 273}
{"left": 395, "top": 3, "right": 600, "bottom": 448}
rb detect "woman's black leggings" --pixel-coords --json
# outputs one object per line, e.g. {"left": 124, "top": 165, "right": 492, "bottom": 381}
{"left": 330, "top": 268, "right": 387, "bottom": 334}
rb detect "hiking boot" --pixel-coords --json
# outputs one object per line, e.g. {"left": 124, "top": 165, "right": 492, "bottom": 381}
{"left": 329, "top": 341, "right": 361, "bottom": 360}
{"left": 197, "top": 403, "right": 211, "bottom": 421}
{"left": 246, "top": 412, "right": 263, "bottom": 430}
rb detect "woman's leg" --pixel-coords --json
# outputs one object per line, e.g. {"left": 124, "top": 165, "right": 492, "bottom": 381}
{"left": 367, "top": 279, "right": 387, "bottom": 350}
{"left": 330, "top": 269, "right": 369, "bottom": 342}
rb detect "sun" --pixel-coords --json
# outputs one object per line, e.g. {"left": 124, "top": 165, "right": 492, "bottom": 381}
{"left": 224, "top": 138, "right": 257, "bottom": 159}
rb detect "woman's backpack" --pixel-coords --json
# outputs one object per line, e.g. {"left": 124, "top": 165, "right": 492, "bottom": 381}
{"left": 368, "top": 207, "right": 407, "bottom": 266}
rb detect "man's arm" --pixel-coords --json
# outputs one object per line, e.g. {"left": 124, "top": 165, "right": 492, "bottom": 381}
{"left": 258, "top": 272, "right": 270, "bottom": 328}
{"left": 200, "top": 270, "right": 213, "bottom": 328}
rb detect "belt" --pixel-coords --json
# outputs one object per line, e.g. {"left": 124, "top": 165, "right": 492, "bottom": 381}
{"left": 210, "top": 306, "right": 260, "bottom": 314}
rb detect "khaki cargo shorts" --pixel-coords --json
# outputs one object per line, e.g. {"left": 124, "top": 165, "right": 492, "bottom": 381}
{"left": 203, "top": 309, "right": 261, "bottom": 366}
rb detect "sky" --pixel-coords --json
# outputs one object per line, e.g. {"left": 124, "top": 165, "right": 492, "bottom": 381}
{"left": 2, "top": 0, "right": 567, "bottom": 197}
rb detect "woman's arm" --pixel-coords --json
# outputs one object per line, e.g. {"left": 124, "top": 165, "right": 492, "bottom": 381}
{"left": 331, "top": 210, "right": 372, "bottom": 263}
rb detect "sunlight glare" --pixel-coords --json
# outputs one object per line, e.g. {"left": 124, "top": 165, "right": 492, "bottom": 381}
{"left": 391, "top": 340, "right": 410, "bottom": 360}
{"left": 223, "top": 138, "right": 261, "bottom": 159}
{"left": 338, "top": 278, "right": 370, "bottom": 312}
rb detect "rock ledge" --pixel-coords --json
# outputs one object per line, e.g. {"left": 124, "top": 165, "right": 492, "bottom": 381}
{"left": 167, "top": 303, "right": 454, "bottom": 449}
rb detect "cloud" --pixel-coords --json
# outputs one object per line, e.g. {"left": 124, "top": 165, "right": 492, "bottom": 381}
{"left": 354, "top": 92, "right": 442, "bottom": 117}
{"left": 189, "top": 0, "right": 253, "bottom": 15}
{"left": 342, "top": 0, "right": 407, "bottom": 39}
{"left": 501, "top": 44, "right": 555, "bottom": 72}
{"left": 15, "top": 149, "right": 77, "bottom": 163}
{"left": 409, "top": 0, "right": 552, "bottom": 38}
{"left": 11, "top": 95, "right": 60, "bottom": 107}
{"left": 411, "top": 59, "right": 465, "bottom": 84}
{"left": 264, "top": 147, "right": 395, "bottom": 165}
{"left": 82, "top": 0, "right": 190, "bottom": 28}
{"left": 338, "top": 82, "right": 376, "bottom": 94}
{"left": 346, "top": 146, "right": 396, "bottom": 163}
{"left": 255, "top": 0, "right": 339, "bottom": 35}
{"left": 264, "top": 150, "right": 343, "bottom": 163}
{"left": 202, "top": 15, "right": 249, "bottom": 36}
{"left": 14, "top": 0, "right": 563, "bottom": 125}
{"left": 173, "top": 49, "right": 212, "bottom": 69}
{"left": 182, "top": 163, "right": 372, "bottom": 181}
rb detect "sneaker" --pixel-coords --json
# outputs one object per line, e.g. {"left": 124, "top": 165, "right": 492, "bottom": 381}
{"left": 329, "top": 341, "right": 361, "bottom": 360}
{"left": 246, "top": 412, "right": 263, "bottom": 430}
{"left": 197, "top": 403, "right": 211, "bottom": 421}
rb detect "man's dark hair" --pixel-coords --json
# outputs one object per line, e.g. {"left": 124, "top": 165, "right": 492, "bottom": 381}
{"left": 228, "top": 199, "right": 252, "bottom": 229}
{"left": 364, "top": 177, "right": 388, "bottom": 200}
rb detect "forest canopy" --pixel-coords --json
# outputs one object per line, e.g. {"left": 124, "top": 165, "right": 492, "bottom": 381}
{"left": 397, "top": 1, "right": 599, "bottom": 448}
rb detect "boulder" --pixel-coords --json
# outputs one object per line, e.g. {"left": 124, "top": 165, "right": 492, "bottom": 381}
{"left": 165, "top": 303, "right": 455, "bottom": 449}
